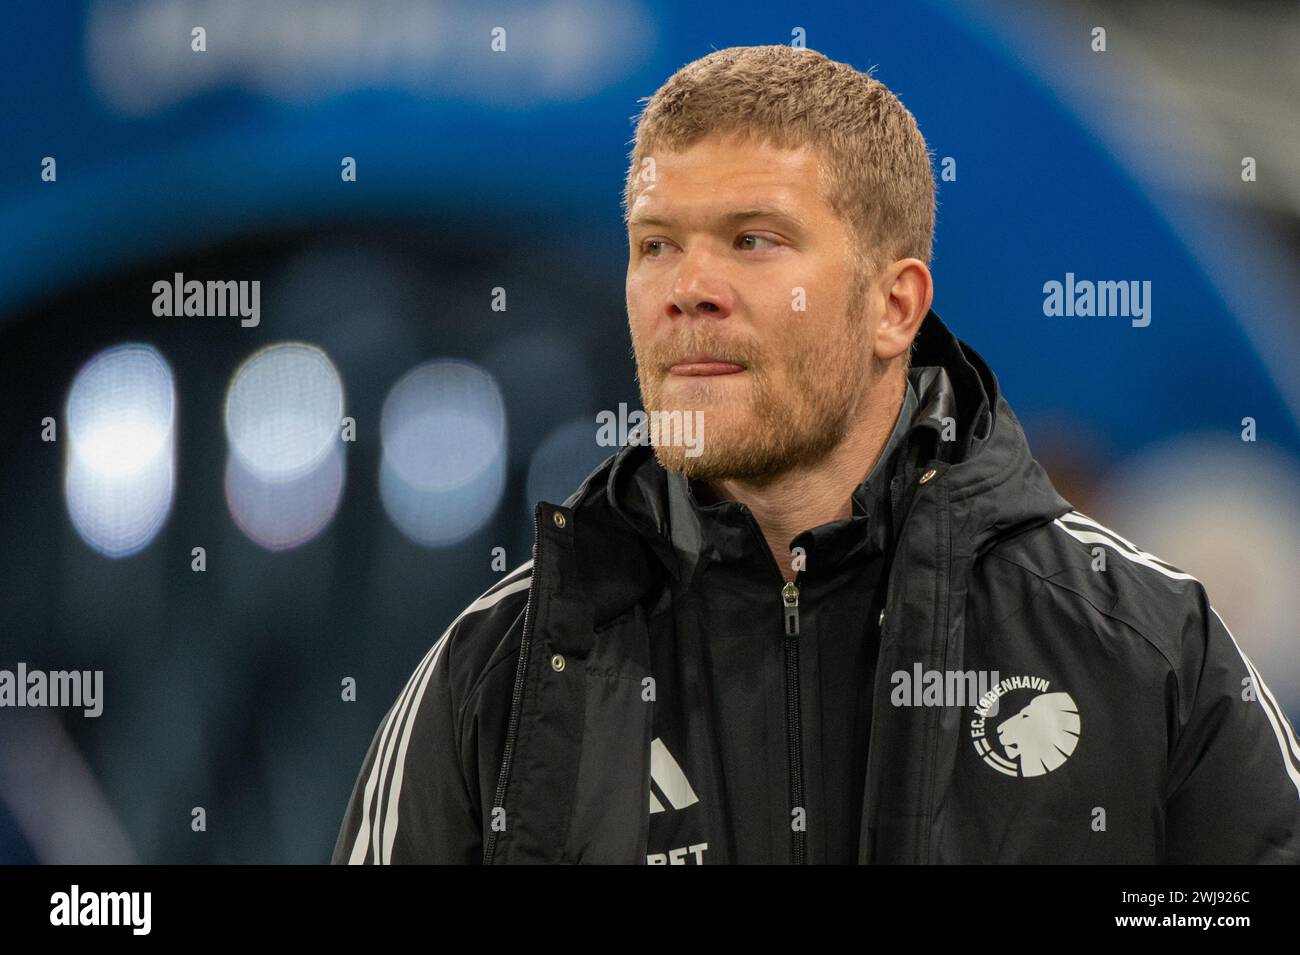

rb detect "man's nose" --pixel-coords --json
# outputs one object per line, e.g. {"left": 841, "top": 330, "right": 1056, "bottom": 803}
{"left": 666, "top": 245, "right": 734, "bottom": 320}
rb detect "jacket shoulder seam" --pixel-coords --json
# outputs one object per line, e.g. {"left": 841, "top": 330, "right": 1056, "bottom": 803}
{"left": 983, "top": 548, "right": 1180, "bottom": 677}
{"left": 457, "top": 619, "right": 525, "bottom": 733}
{"left": 453, "top": 592, "right": 528, "bottom": 736}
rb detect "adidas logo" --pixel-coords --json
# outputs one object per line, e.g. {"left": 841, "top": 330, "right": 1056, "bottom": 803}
{"left": 648, "top": 737, "right": 698, "bottom": 813}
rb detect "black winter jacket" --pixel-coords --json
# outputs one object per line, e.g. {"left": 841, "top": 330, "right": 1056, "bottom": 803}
{"left": 333, "top": 310, "right": 1300, "bottom": 864}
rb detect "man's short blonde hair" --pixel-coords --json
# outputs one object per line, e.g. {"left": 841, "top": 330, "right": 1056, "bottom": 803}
{"left": 622, "top": 45, "right": 936, "bottom": 285}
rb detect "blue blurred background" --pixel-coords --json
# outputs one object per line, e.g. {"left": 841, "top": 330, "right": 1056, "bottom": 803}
{"left": 1, "top": 0, "right": 1296, "bottom": 862}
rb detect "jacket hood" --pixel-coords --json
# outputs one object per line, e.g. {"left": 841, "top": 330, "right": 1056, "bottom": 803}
{"left": 562, "top": 309, "right": 1071, "bottom": 618}
{"left": 901, "top": 308, "right": 1074, "bottom": 554}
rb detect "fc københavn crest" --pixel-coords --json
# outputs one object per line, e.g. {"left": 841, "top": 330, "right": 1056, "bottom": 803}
{"left": 970, "top": 675, "right": 1081, "bottom": 777}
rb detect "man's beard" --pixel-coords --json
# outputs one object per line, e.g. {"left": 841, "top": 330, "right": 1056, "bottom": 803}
{"left": 629, "top": 291, "right": 872, "bottom": 487}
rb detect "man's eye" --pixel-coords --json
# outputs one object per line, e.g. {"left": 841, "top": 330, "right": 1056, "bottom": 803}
{"left": 641, "top": 239, "right": 668, "bottom": 256}
{"left": 738, "top": 234, "right": 776, "bottom": 251}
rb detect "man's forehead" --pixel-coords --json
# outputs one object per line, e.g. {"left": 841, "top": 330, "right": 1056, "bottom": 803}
{"left": 629, "top": 139, "right": 824, "bottom": 225}
{"left": 628, "top": 196, "right": 809, "bottom": 229}
{"left": 649, "top": 144, "right": 815, "bottom": 190}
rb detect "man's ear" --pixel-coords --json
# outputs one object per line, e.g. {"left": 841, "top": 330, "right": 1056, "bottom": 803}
{"left": 873, "top": 259, "right": 933, "bottom": 361}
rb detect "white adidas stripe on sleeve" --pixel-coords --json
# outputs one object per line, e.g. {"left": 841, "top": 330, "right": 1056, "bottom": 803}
{"left": 347, "top": 561, "right": 533, "bottom": 864}
{"left": 1052, "top": 512, "right": 1300, "bottom": 802}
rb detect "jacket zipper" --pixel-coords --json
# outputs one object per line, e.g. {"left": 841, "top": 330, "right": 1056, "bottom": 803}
{"left": 482, "top": 504, "right": 543, "bottom": 864}
{"left": 781, "top": 576, "right": 807, "bottom": 865}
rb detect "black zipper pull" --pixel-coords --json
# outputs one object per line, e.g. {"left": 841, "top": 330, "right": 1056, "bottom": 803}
{"left": 781, "top": 580, "right": 800, "bottom": 636}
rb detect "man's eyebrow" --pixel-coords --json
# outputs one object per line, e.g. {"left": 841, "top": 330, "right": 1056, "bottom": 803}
{"left": 628, "top": 206, "right": 808, "bottom": 230}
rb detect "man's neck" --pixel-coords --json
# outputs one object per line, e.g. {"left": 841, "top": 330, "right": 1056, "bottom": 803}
{"left": 699, "top": 372, "right": 907, "bottom": 582}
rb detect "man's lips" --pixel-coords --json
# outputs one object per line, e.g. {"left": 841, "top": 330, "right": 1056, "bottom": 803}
{"left": 667, "top": 357, "right": 747, "bottom": 376}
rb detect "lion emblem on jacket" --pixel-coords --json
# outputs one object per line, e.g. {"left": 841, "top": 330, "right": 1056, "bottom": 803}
{"left": 995, "top": 691, "right": 1081, "bottom": 777}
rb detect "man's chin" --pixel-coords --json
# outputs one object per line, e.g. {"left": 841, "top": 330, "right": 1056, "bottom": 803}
{"left": 636, "top": 400, "right": 773, "bottom": 479}
{"left": 652, "top": 440, "right": 780, "bottom": 485}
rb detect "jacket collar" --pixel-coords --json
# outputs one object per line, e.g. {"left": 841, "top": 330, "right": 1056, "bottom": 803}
{"left": 660, "top": 375, "right": 918, "bottom": 588}
{"left": 560, "top": 308, "right": 1070, "bottom": 626}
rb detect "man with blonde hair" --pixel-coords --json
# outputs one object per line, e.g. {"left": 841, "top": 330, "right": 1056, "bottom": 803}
{"left": 334, "top": 45, "right": 1300, "bottom": 864}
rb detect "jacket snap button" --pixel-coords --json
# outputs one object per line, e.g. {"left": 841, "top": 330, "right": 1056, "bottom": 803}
{"left": 551, "top": 653, "right": 566, "bottom": 672}
{"left": 552, "top": 511, "right": 567, "bottom": 529}
{"left": 919, "top": 468, "right": 937, "bottom": 485}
